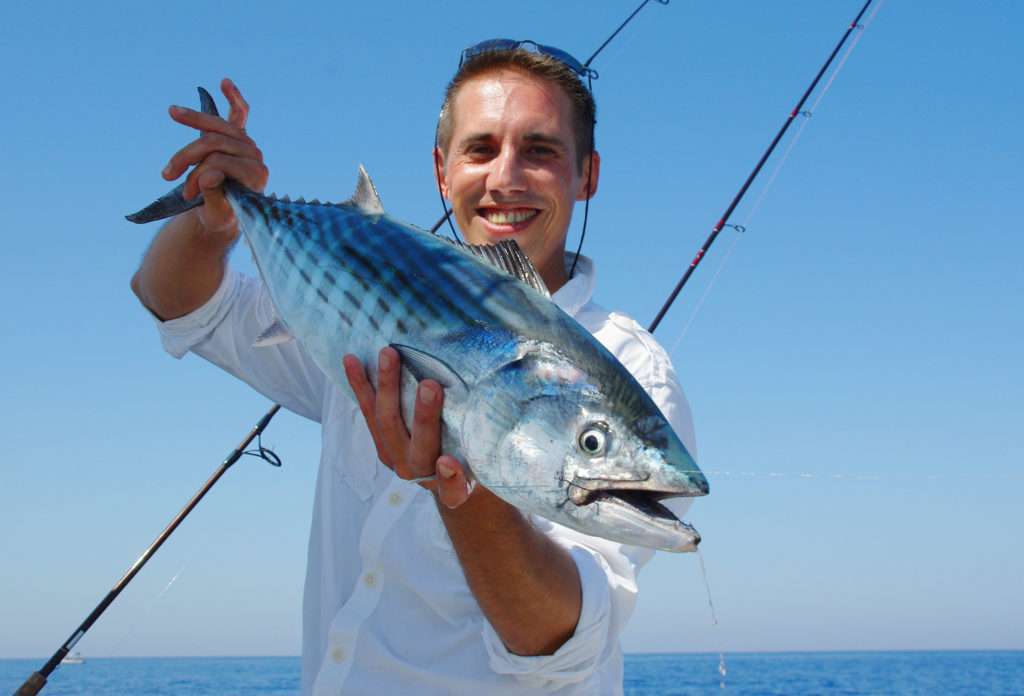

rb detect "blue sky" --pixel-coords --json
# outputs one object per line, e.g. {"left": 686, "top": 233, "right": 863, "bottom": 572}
{"left": 2, "top": 0, "right": 1021, "bottom": 661}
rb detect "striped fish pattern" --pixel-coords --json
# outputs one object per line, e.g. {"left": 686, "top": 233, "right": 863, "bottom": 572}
{"left": 128, "top": 88, "right": 709, "bottom": 552}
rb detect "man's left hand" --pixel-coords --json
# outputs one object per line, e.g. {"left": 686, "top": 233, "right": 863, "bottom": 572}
{"left": 343, "top": 346, "right": 473, "bottom": 509}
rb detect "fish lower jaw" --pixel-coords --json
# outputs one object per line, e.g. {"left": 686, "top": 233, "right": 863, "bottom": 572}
{"left": 573, "top": 487, "right": 683, "bottom": 524}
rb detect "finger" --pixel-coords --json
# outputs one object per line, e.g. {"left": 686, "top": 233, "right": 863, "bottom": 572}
{"left": 169, "top": 105, "right": 251, "bottom": 142}
{"left": 221, "top": 78, "right": 250, "bottom": 129}
{"left": 407, "top": 380, "right": 444, "bottom": 479}
{"left": 435, "top": 456, "right": 472, "bottom": 509}
{"left": 342, "top": 355, "right": 393, "bottom": 469}
{"left": 163, "top": 132, "right": 262, "bottom": 181}
{"left": 375, "top": 346, "right": 410, "bottom": 474}
{"left": 182, "top": 152, "right": 268, "bottom": 200}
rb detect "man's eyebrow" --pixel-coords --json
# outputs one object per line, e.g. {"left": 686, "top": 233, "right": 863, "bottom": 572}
{"left": 457, "top": 133, "right": 494, "bottom": 147}
{"left": 523, "top": 133, "right": 568, "bottom": 148}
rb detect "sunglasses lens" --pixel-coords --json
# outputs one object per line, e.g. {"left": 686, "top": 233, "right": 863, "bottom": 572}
{"left": 538, "top": 44, "right": 586, "bottom": 75}
{"left": 462, "top": 38, "right": 518, "bottom": 62}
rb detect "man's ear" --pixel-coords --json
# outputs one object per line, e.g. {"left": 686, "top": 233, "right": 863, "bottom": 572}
{"left": 433, "top": 146, "right": 449, "bottom": 199}
{"left": 576, "top": 150, "right": 601, "bottom": 201}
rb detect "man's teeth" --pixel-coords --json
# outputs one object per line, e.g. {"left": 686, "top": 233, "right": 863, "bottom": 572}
{"left": 484, "top": 209, "right": 536, "bottom": 225}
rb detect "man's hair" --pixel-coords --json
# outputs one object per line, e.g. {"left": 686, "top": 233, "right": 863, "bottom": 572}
{"left": 436, "top": 49, "right": 597, "bottom": 174}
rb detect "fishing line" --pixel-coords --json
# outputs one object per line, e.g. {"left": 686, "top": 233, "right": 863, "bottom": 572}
{"left": 648, "top": 0, "right": 878, "bottom": 335}
{"left": 666, "top": 1, "right": 884, "bottom": 351}
{"left": 101, "top": 559, "right": 192, "bottom": 659}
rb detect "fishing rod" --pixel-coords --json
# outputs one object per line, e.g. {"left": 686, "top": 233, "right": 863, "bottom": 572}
{"left": 13, "top": 405, "right": 282, "bottom": 696}
{"left": 647, "top": 0, "right": 874, "bottom": 333}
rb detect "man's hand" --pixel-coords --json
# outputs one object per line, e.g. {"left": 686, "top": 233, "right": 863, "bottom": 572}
{"left": 132, "top": 78, "right": 270, "bottom": 320}
{"left": 343, "top": 346, "right": 473, "bottom": 509}
{"left": 161, "top": 77, "right": 269, "bottom": 239}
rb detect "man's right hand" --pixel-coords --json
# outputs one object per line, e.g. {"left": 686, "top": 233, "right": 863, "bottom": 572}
{"left": 131, "top": 77, "right": 269, "bottom": 320}
{"left": 161, "top": 77, "right": 269, "bottom": 239}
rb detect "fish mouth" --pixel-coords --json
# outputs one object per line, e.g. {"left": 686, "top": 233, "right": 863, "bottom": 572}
{"left": 571, "top": 484, "right": 703, "bottom": 551}
{"left": 573, "top": 487, "right": 684, "bottom": 523}
{"left": 598, "top": 489, "right": 684, "bottom": 522}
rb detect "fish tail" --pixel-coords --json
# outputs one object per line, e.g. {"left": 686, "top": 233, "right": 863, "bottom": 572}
{"left": 125, "top": 87, "right": 220, "bottom": 224}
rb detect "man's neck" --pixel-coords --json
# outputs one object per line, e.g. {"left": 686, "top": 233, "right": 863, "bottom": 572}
{"left": 537, "top": 256, "right": 570, "bottom": 295}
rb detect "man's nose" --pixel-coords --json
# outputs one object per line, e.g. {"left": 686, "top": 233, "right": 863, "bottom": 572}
{"left": 488, "top": 146, "right": 527, "bottom": 194}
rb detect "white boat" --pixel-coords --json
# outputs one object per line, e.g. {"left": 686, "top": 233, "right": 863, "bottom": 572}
{"left": 60, "top": 652, "right": 85, "bottom": 665}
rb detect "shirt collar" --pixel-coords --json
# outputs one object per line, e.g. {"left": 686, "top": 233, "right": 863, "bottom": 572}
{"left": 551, "top": 252, "right": 596, "bottom": 317}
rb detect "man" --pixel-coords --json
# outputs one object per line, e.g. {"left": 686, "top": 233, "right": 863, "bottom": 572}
{"left": 132, "top": 44, "right": 696, "bottom": 695}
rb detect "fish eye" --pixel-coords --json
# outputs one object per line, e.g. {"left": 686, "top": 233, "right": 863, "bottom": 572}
{"left": 578, "top": 422, "right": 609, "bottom": 456}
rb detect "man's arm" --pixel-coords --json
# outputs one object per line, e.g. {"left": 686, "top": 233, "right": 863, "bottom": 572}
{"left": 343, "top": 347, "right": 582, "bottom": 656}
{"left": 131, "top": 78, "right": 267, "bottom": 319}
{"left": 437, "top": 483, "right": 583, "bottom": 655}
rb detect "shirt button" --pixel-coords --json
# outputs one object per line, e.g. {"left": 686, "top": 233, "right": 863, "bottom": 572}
{"left": 363, "top": 572, "right": 378, "bottom": 588}
{"left": 331, "top": 646, "right": 345, "bottom": 663}
{"left": 388, "top": 492, "right": 402, "bottom": 506}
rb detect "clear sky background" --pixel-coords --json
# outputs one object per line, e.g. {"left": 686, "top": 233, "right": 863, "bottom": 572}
{"left": 2, "top": 0, "right": 1021, "bottom": 661}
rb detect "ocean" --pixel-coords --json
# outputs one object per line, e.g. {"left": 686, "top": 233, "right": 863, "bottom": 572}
{"left": 2, "top": 651, "right": 1021, "bottom": 695}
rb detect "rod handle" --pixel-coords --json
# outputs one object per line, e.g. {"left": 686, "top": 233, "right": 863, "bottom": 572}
{"left": 13, "top": 672, "right": 46, "bottom": 696}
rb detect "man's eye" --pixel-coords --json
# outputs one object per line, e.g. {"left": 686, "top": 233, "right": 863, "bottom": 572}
{"left": 528, "top": 146, "right": 555, "bottom": 156}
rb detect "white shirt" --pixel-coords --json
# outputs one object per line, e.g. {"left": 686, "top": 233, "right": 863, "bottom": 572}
{"left": 155, "top": 254, "right": 696, "bottom": 695}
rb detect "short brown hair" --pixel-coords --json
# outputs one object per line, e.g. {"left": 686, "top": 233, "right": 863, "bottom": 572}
{"left": 436, "top": 49, "right": 597, "bottom": 174}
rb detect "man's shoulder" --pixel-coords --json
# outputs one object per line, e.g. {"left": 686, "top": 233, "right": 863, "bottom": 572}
{"left": 576, "top": 301, "right": 677, "bottom": 389}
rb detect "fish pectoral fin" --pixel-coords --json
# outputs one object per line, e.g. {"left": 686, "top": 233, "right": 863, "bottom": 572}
{"left": 253, "top": 319, "right": 295, "bottom": 347}
{"left": 342, "top": 164, "right": 385, "bottom": 215}
{"left": 126, "top": 86, "right": 220, "bottom": 224}
{"left": 390, "top": 344, "right": 468, "bottom": 399}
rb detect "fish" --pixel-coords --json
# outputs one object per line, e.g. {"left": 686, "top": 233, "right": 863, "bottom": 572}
{"left": 128, "top": 87, "right": 709, "bottom": 552}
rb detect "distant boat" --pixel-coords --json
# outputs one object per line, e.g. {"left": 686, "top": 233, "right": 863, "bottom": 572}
{"left": 60, "top": 652, "right": 85, "bottom": 665}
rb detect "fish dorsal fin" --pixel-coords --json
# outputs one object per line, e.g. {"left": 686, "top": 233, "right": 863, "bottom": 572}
{"left": 343, "top": 164, "right": 385, "bottom": 215}
{"left": 445, "top": 238, "right": 550, "bottom": 298}
{"left": 253, "top": 318, "right": 295, "bottom": 347}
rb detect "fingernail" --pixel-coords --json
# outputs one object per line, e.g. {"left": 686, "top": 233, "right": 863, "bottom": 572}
{"left": 169, "top": 105, "right": 183, "bottom": 115}
{"left": 379, "top": 349, "right": 392, "bottom": 369}
{"left": 437, "top": 460, "right": 456, "bottom": 479}
{"left": 419, "top": 384, "right": 436, "bottom": 405}
{"left": 162, "top": 165, "right": 172, "bottom": 178}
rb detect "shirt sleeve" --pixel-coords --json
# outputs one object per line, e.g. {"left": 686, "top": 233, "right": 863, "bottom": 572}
{"left": 480, "top": 535, "right": 616, "bottom": 690}
{"left": 152, "top": 270, "right": 328, "bottom": 422}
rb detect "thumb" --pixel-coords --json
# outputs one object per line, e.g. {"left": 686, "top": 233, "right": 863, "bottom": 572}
{"left": 195, "top": 169, "right": 238, "bottom": 239}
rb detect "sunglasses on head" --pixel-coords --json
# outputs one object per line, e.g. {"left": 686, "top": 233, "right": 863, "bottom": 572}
{"left": 459, "top": 39, "right": 599, "bottom": 80}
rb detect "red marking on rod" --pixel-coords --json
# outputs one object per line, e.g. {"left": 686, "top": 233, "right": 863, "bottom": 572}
{"left": 690, "top": 250, "right": 705, "bottom": 267}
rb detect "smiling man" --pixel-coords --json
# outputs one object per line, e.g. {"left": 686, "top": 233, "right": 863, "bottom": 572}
{"left": 132, "top": 43, "right": 696, "bottom": 695}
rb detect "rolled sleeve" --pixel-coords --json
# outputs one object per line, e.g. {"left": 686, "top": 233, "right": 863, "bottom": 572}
{"left": 155, "top": 270, "right": 242, "bottom": 359}
{"left": 149, "top": 270, "right": 327, "bottom": 422}
{"left": 482, "top": 545, "right": 612, "bottom": 690}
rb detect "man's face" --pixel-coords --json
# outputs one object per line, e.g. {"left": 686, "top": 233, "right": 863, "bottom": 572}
{"left": 435, "top": 68, "right": 599, "bottom": 290}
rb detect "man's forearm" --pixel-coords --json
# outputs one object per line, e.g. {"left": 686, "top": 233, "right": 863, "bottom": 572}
{"left": 131, "top": 209, "right": 236, "bottom": 320}
{"left": 439, "top": 488, "right": 582, "bottom": 656}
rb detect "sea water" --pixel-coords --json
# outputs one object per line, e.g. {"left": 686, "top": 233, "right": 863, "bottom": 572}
{"left": 2, "top": 651, "right": 1021, "bottom": 695}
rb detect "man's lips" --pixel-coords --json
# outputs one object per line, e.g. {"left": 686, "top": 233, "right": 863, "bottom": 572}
{"left": 476, "top": 207, "right": 540, "bottom": 234}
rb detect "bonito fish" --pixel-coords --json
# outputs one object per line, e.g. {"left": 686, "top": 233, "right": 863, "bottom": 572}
{"left": 128, "top": 88, "right": 709, "bottom": 552}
